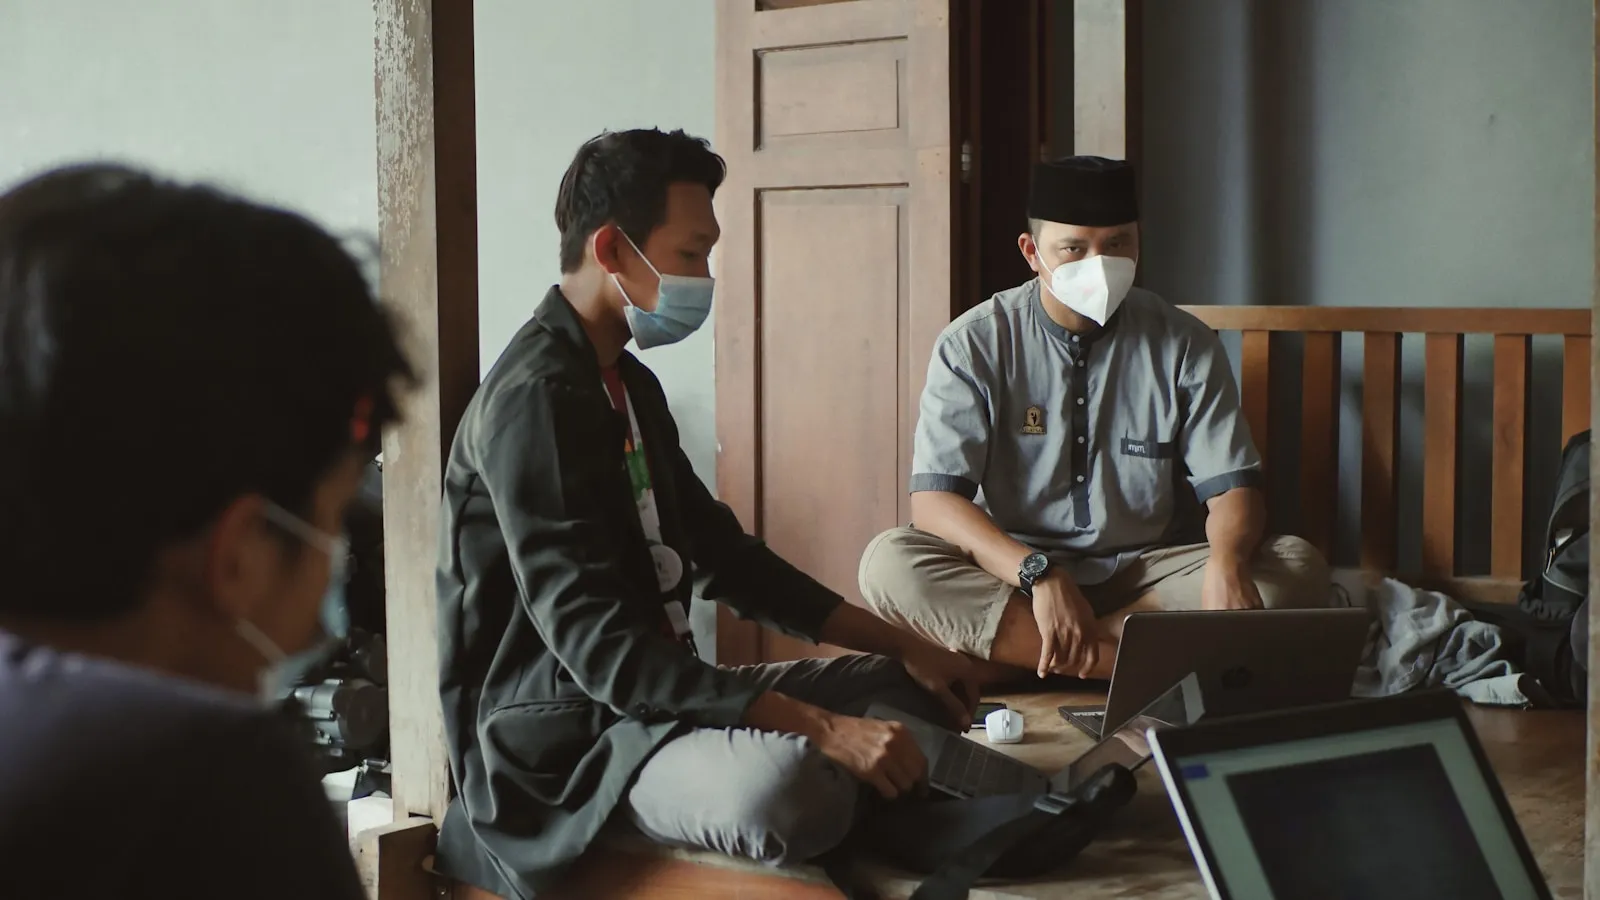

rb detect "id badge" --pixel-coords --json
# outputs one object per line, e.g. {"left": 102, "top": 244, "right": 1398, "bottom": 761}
{"left": 649, "top": 543, "right": 684, "bottom": 592}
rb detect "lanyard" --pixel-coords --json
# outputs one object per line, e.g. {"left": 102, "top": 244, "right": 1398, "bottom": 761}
{"left": 603, "top": 373, "right": 694, "bottom": 650}
{"left": 614, "top": 385, "right": 664, "bottom": 545}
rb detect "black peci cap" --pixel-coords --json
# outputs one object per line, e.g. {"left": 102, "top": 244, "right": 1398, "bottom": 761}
{"left": 1028, "top": 156, "right": 1138, "bottom": 227}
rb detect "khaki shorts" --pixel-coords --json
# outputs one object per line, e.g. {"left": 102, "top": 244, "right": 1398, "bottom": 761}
{"left": 857, "top": 527, "right": 1331, "bottom": 660}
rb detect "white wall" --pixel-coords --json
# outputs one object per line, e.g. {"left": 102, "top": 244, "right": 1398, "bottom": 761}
{"left": 0, "top": 0, "right": 721, "bottom": 490}
{"left": 0, "top": 0, "right": 721, "bottom": 653}
{"left": 0, "top": 0, "right": 377, "bottom": 240}
{"left": 475, "top": 0, "right": 718, "bottom": 487}
{"left": 1137, "top": 0, "right": 1595, "bottom": 572}
{"left": 1141, "top": 0, "right": 1593, "bottom": 312}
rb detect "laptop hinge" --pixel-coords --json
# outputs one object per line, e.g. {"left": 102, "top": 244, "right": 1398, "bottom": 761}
{"left": 1032, "top": 790, "right": 1075, "bottom": 816}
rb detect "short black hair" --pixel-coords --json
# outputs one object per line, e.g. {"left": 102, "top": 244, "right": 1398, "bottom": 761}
{"left": 0, "top": 164, "right": 415, "bottom": 621}
{"left": 554, "top": 128, "right": 726, "bottom": 273}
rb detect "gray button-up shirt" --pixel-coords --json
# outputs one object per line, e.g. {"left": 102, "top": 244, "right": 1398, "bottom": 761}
{"left": 910, "top": 279, "right": 1262, "bottom": 585}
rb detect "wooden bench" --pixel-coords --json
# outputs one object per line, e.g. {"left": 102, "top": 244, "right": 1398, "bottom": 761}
{"left": 1181, "top": 305, "right": 1590, "bottom": 605}
{"left": 418, "top": 306, "right": 1591, "bottom": 899}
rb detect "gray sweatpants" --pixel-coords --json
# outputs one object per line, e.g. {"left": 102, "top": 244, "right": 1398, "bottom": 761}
{"left": 622, "top": 653, "right": 947, "bottom": 866}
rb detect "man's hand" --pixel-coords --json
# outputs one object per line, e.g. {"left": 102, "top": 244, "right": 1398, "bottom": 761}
{"left": 812, "top": 713, "right": 929, "bottom": 799}
{"left": 899, "top": 642, "right": 980, "bottom": 731}
{"left": 1031, "top": 573, "right": 1102, "bottom": 678}
{"left": 1201, "top": 556, "right": 1264, "bottom": 611}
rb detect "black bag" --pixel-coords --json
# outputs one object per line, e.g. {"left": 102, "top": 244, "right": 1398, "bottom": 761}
{"left": 1526, "top": 431, "right": 1589, "bottom": 619}
{"left": 1520, "top": 430, "right": 1589, "bottom": 704}
{"left": 821, "top": 763, "right": 1138, "bottom": 900}
{"left": 1469, "top": 430, "right": 1590, "bottom": 706}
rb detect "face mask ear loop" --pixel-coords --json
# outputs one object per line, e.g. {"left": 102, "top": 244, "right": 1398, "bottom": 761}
{"left": 617, "top": 228, "right": 664, "bottom": 282}
{"left": 235, "top": 617, "right": 286, "bottom": 664}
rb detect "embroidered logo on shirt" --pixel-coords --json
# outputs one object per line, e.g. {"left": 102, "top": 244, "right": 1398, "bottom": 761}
{"left": 1022, "top": 406, "right": 1046, "bottom": 435}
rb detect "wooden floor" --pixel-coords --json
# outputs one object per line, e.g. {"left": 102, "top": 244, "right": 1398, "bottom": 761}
{"left": 528, "top": 689, "right": 1587, "bottom": 900}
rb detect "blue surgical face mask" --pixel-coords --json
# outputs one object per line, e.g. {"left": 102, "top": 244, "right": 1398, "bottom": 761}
{"left": 609, "top": 230, "right": 714, "bottom": 350}
{"left": 235, "top": 501, "right": 351, "bottom": 702}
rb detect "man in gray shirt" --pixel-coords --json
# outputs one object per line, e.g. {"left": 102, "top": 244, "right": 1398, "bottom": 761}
{"left": 858, "top": 156, "right": 1329, "bottom": 684}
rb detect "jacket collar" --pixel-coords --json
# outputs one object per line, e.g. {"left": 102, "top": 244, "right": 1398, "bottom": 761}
{"left": 534, "top": 285, "right": 607, "bottom": 377}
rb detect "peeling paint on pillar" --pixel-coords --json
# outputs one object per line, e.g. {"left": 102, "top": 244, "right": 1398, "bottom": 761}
{"left": 372, "top": 0, "right": 477, "bottom": 827}
{"left": 376, "top": 0, "right": 428, "bottom": 255}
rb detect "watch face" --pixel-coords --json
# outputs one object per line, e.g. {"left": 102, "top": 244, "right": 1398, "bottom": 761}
{"left": 1022, "top": 553, "right": 1049, "bottom": 579}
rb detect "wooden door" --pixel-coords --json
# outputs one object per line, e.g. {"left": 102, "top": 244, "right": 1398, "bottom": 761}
{"left": 714, "top": 0, "right": 957, "bottom": 665}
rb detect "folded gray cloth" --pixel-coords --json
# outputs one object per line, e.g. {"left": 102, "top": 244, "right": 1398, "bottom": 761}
{"left": 1344, "top": 575, "right": 1529, "bottom": 707}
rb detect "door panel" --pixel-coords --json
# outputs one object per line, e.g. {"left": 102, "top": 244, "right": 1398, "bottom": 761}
{"left": 759, "top": 42, "right": 905, "bottom": 143}
{"left": 758, "top": 192, "right": 907, "bottom": 662}
{"left": 715, "top": 0, "right": 955, "bottom": 665}
{"left": 759, "top": 0, "right": 860, "bottom": 10}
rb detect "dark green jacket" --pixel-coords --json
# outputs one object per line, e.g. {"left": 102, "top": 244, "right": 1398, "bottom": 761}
{"left": 434, "top": 287, "right": 842, "bottom": 898}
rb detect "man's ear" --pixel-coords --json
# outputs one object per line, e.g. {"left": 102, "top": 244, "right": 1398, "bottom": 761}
{"left": 204, "top": 494, "right": 274, "bottom": 622}
{"left": 1017, "top": 231, "right": 1041, "bottom": 274}
{"left": 592, "top": 223, "right": 624, "bottom": 275}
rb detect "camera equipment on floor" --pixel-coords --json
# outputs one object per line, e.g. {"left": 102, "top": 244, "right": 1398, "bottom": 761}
{"left": 287, "top": 629, "right": 390, "bottom": 774}
{"left": 284, "top": 459, "right": 391, "bottom": 773}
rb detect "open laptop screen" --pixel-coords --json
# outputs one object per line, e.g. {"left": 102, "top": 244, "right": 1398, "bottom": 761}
{"left": 1165, "top": 716, "right": 1544, "bottom": 900}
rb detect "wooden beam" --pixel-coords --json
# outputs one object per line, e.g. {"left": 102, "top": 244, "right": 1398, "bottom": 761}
{"left": 1299, "top": 332, "right": 1340, "bottom": 558}
{"left": 1072, "top": 0, "right": 1142, "bottom": 169}
{"left": 1361, "top": 332, "right": 1401, "bottom": 571}
{"left": 1588, "top": 3, "right": 1600, "bottom": 897}
{"left": 375, "top": 0, "right": 479, "bottom": 826}
{"left": 1421, "top": 333, "right": 1463, "bottom": 578}
{"left": 356, "top": 818, "right": 440, "bottom": 900}
{"left": 712, "top": 0, "right": 764, "bottom": 669}
{"left": 1490, "top": 335, "right": 1531, "bottom": 580}
{"left": 1184, "top": 304, "right": 1589, "bottom": 336}
{"left": 1565, "top": 335, "right": 1591, "bottom": 444}
{"left": 1239, "top": 330, "right": 1271, "bottom": 471}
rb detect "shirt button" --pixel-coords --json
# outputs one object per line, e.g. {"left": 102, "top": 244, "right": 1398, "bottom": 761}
{"left": 1071, "top": 335, "right": 1079, "bottom": 343}
{"left": 632, "top": 703, "right": 652, "bottom": 718}
{"left": 1076, "top": 397, "right": 1085, "bottom": 406}
{"left": 1077, "top": 360, "right": 1086, "bottom": 368}
{"left": 1076, "top": 475, "right": 1085, "bottom": 483}
{"left": 1077, "top": 436, "right": 1085, "bottom": 444}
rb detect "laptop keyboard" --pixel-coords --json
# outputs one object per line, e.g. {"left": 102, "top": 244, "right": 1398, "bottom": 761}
{"left": 1061, "top": 707, "right": 1107, "bottom": 738}
{"left": 931, "top": 734, "right": 1033, "bottom": 798}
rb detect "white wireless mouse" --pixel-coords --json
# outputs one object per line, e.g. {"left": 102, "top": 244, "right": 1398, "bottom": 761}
{"left": 984, "top": 708, "right": 1024, "bottom": 744}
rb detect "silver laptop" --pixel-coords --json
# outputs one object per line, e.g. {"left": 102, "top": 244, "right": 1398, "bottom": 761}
{"left": 1059, "top": 607, "right": 1372, "bottom": 739}
{"left": 1147, "top": 690, "right": 1553, "bottom": 900}
{"left": 867, "top": 672, "right": 1204, "bottom": 801}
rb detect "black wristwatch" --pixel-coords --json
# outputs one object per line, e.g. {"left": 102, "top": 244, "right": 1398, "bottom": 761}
{"left": 1018, "top": 552, "right": 1051, "bottom": 597}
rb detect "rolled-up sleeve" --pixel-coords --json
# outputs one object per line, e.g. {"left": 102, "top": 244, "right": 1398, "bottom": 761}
{"left": 1178, "top": 330, "right": 1263, "bottom": 502}
{"left": 910, "top": 337, "right": 992, "bottom": 499}
{"left": 472, "top": 378, "right": 761, "bottom": 728}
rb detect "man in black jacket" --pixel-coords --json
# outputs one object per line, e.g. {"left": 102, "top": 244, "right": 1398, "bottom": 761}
{"left": 436, "top": 129, "right": 980, "bottom": 897}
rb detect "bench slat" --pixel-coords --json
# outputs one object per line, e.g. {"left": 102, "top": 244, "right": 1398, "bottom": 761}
{"left": 1184, "top": 305, "right": 1587, "bottom": 336}
{"left": 1423, "top": 333, "right": 1463, "bottom": 577}
{"left": 1362, "top": 333, "right": 1402, "bottom": 570}
{"left": 1300, "top": 332, "right": 1341, "bottom": 558}
{"left": 1563, "top": 335, "right": 1591, "bottom": 445}
{"left": 1491, "top": 335, "right": 1531, "bottom": 580}
{"left": 1240, "top": 331, "right": 1271, "bottom": 471}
